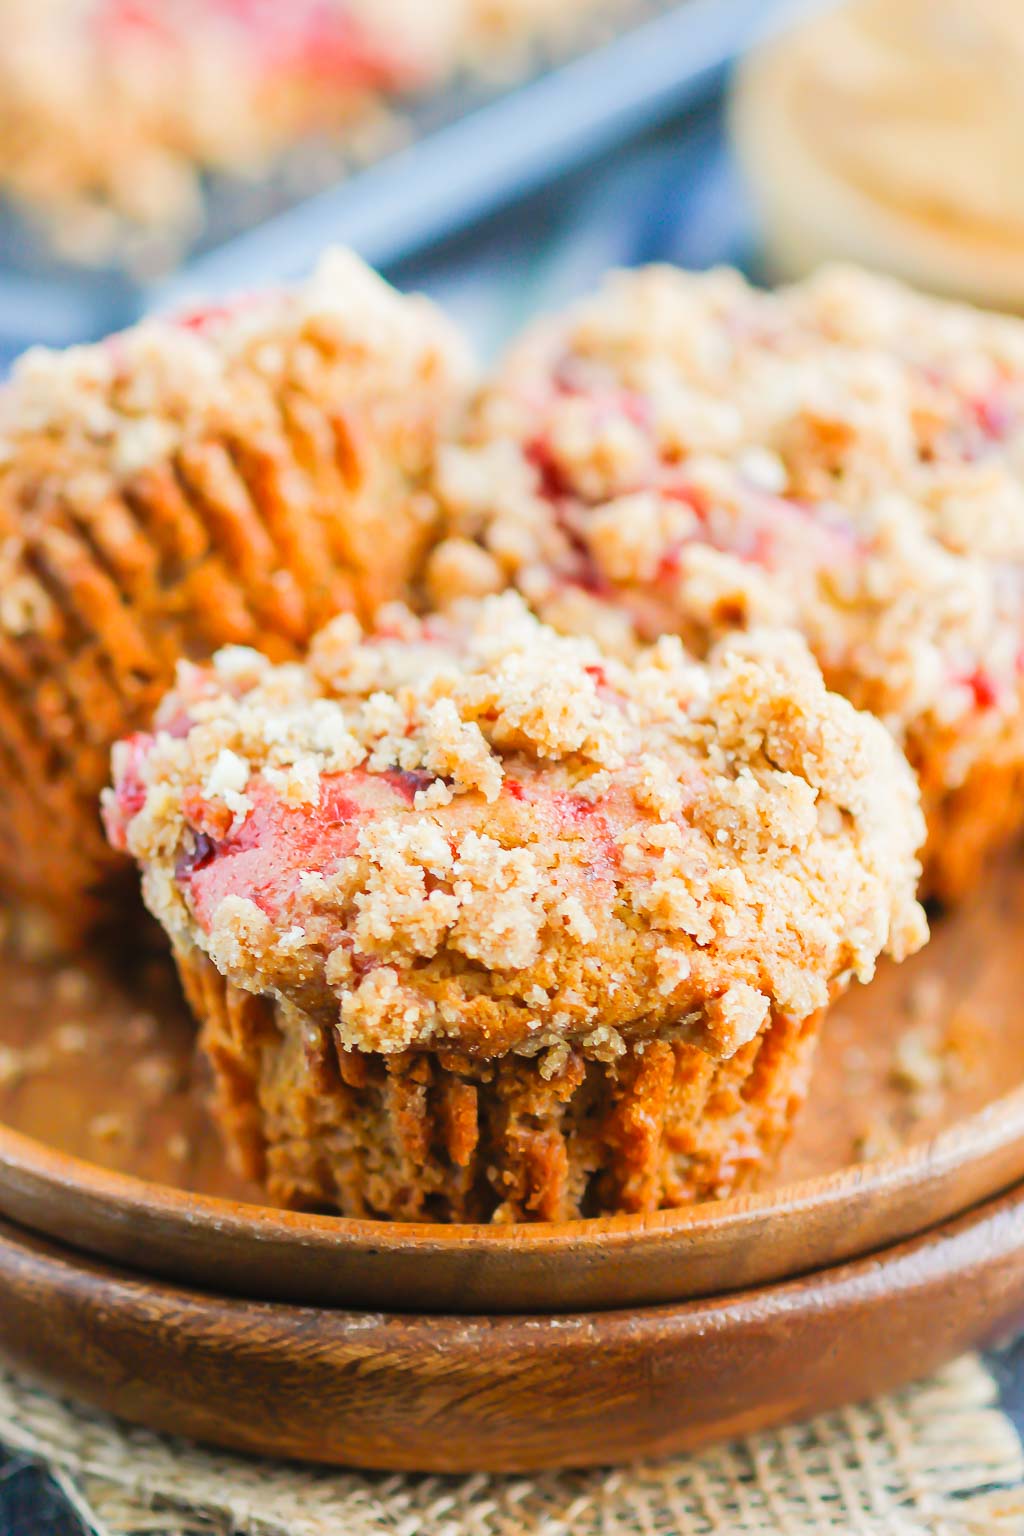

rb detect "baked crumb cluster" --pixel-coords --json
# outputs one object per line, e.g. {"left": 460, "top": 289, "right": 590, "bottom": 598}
{"left": 2, "top": 247, "right": 466, "bottom": 515}
{"left": 0, "top": 248, "right": 469, "bottom": 927}
{"left": 428, "top": 264, "right": 1024, "bottom": 896}
{"left": 106, "top": 592, "right": 926, "bottom": 1066}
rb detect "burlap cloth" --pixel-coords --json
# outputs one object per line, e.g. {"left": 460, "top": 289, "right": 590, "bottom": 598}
{"left": 1, "top": 1355, "right": 1023, "bottom": 1536}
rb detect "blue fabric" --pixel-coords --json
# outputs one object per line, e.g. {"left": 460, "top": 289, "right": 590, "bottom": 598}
{"left": 0, "top": 1459, "right": 81, "bottom": 1536}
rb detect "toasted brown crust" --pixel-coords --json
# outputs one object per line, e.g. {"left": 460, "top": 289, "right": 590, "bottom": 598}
{"left": 0, "top": 251, "right": 469, "bottom": 934}
{"left": 182, "top": 943, "right": 822, "bottom": 1220}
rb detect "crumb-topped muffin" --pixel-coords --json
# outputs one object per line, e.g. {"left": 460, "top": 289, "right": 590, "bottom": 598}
{"left": 0, "top": 0, "right": 621, "bottom": 267}
{"left": 0, "top": 248, "right": 470, "bottom": 933}
{"left": 428, "top": 263, "right": 1024, "bottom": 900}
{"left": 104, "top": 592, "right": 926, "bottom": 1220}
{"left": 0, "top": 0, "right": 463, "bottom": 265}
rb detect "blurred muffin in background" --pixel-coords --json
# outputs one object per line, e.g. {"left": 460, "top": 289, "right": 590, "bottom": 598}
{"left": 0, "top": 248, "right": 471, "bottom": 937}
{"left": 0, "top": 0, "right": 624, "bottom": 270}
{"left": 0, "top": 0, "right": 463, "bottom": 267}
{"left": 427, "top": 262, "right": 1024, "bottom": 903}
{"left": 460, "top": 0, "right": 624, "bottom": 80}
{"left": 731, "top": 0, "right": 1024, "bottom": 312}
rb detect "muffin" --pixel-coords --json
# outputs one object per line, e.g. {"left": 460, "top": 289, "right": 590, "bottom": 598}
{"left": 0, "top": 247, "right": 470, "bottom": 934}
{"left": 0, "top": 0, "right": 622, "bottom": 267}
{"left": 731, "top": 0, "right": 1024, "bottom": 311}
{"left": 427, "top": 263, "right": 1024, "bottom": 902}
{"left": 0, "top": 0, "right": 463, "bottom": 265}
{"left": 104, "top": 592, "right": 926, "bottom": 1221}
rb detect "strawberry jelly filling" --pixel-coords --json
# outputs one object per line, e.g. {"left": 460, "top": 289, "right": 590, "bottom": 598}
{"left": 932, "top": 388, "right": 1021, "bottom": 463}
{"left": 271, "top": 5, "right": 422, "bottom": 91}
{"left": 179, "top": 771, "right": 624, "bottom": 935}
{"left": 109, "top": 732, "right": 635, "bottom": 944}
{"left": 104, "top": 715, "right": 197, "bottom": 852}
{"left": 550, "top": 353, "right": 653, "bottom": 430}
{"left": 382, "top": 767, "right": 442, "bottom": 803}
{"left": 176, "top": 775, "right": 364, "bottom": 929}
{"left": 171, "top": 767, "right": 464, "bottom": 930}
{"left": 521, "top": 459, "right": 615, "bottom": 598}
{"left": 103, "top": 733, "right": 151, "bottom": 851}
{"left": 912, "top": 367, "right": 1024, "bottom": 462}
{"left": 98, "top": 295, "right": 265, "bottom": 374}
{"left": 94, "top": 0, "right": 175, "bottom": 46}
{"left": 970, "top": 390, "right": 1016, "bottom": 446}
{"left": 542, "top": 467, "right": 860, "bottom": 598}
{"left": 529, "top": 370, "right": 865, "bottom": 601}
{"left": 960, "top": 668, "right": 1001, "bottom": 712}
{"left": 503, "top": 779, "right": 622, "bottom": 889}
{"left": 525, "top": 434, "right": 580, "bottom": 507}
{"left": 170, "top": 300, "right": 254, "bottom": 336}
{"left": 658, "top": 482, "right": 862, "bottom": 577}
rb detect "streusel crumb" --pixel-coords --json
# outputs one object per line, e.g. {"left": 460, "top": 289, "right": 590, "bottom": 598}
{"left": 428, "top": 263, "right": 1024, "bottom": 900}
{"left": 106, "top": 591, "right": 926, "bottom": 1063}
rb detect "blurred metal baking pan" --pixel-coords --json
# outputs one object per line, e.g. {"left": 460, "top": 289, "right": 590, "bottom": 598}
{"left": 0, "top": 0, "right": 798, "bottom": 357}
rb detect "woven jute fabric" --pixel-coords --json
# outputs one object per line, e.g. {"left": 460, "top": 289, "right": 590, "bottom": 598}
{"left": 1, "top": 1356, "right": 1022, "bottom": 1536}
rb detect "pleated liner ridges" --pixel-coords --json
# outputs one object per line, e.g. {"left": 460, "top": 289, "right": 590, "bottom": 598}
{"left": 178, "top": 944, "right": 823, "bottom": 1222}
{"left": 0, "top": 274, "right": 466, "bottom": 932}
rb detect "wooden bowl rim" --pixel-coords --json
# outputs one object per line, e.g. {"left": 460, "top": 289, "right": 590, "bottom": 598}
{"left": 3, "top": 1075, "right": 1024, "bottom": 1255}
{"left": 1, "top": 1181, "right": 1022, "bottom": 1471}
{"left": 7, "top": 1172, "right": 1024, "bottom": 1326}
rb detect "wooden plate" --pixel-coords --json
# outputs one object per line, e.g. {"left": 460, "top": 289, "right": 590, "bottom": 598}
{"left": 1, "top": 858, "right": 1024, "bottom": 1312}
{"left": 1, "top": 1182, "right": 1023, "bottom": 1472}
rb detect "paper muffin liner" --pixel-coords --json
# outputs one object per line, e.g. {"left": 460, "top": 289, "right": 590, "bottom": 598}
{"left": 0, "top": 428, "right": 433, "bottom": 933}
{"left": 178, "top": 944, "right": 823, "bottom": 1222}
{"left": 916, "top": 732, "right": 1024, "bottom": 906}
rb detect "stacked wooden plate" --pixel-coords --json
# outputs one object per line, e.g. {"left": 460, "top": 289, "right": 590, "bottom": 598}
{"left": 1, "top": 858, "right": 1024, "bottom": 1471}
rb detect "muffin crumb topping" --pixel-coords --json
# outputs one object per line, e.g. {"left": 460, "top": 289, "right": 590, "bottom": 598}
{"left": 107, "top": 592, "right": 927, "bottom": 1062}
{"left": 428, "top": 263, "right": 1024, "bottom": 904}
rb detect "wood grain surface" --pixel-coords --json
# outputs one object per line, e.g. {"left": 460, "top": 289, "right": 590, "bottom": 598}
{"left": 0, "top": 1183, "right": 1023, "bottom": 1472}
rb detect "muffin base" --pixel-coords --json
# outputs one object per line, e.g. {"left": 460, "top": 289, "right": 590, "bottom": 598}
{"left": 917, "top": 745, "right": 1024, "bottom": 908}
{"left": 179, "top": 947, "right": 824, "bottom": 1223}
